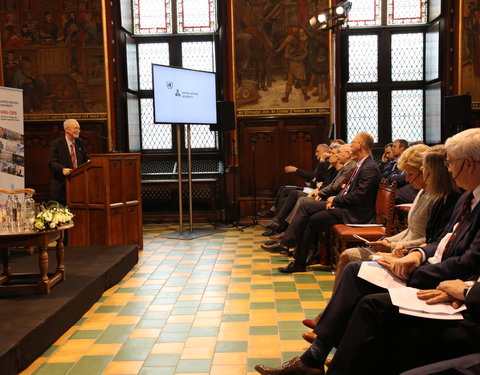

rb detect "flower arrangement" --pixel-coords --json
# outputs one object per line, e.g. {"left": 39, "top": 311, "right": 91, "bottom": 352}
{"left": 33, "top": 201, "right": 74, "bottom": 231}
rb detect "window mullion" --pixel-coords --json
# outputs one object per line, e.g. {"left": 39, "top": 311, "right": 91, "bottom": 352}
{"left": 378, "top": 29, "right": 391, "bottom": 145}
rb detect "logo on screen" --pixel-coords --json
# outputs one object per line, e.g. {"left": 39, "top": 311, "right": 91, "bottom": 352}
{"left": 166, "top": 81, "right": 173, "bottom": 89}
{"left": 175, "top": 89, "right": 181, "bottom": 97}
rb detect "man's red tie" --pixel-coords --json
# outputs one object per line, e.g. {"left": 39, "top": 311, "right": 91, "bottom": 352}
{"left": 442, "top": 193, "right": 474, "bottom": 259}
{"left": 70, "top": 143, "right": 77, "bottom": 168}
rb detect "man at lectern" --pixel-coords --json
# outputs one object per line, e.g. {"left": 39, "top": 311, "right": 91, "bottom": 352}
{"left": 48, "top": 119, "right": 89, "bottom": 204}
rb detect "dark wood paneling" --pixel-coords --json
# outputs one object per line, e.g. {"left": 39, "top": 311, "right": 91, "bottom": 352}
{"left": 237, "top": 116, "right": 330, "bottom": 218}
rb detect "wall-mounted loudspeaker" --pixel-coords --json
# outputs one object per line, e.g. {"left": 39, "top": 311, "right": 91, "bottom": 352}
{"left": 443, "top": 95, "right": 471, "bottom": 138}
{"left": 210, "top": 101, "right": 235, "bottom": 131}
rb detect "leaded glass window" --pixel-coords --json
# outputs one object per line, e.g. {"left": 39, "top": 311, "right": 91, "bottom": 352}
{"left": 347, "top": 0, "right": 381, "bottom": 27}
{"left": 138, "top": 43, "right": 170, "bottom": 90}
{"left": 388, "top": 0, "right": 427, "bottom": 25}
{"left": 133, "top": 0, "right": 172, "bottom": 35}
{"left": 391, "top": 90, "right": 424, "bottom": 142}
{"left": 391, "top": 33, "right": 424, "bottom": 81}
{"left": 185, "top": 125, "right": 218, "bottom": 149}
{"left": 348, "top": 0, "right": 428, "bottom": 28}
{"left": 140, "top": 99, "right": 173, "bottom": 150}
{"left": 348, "top": 35, "right": 378, "bottom": 83}
{"left": 346, "top": 91, "right": 379, "bottom": 143}
{"left": 344, "top": 1, "right": 428, "bottom": 145}
{"left": 131, "top": 0, "right": 218, "bottom": 153}
{"left": 177, "top": 0, "right": 216, "bottom": 33}
{"left": 182, "top": 42, "right": 215, "bottom": 72}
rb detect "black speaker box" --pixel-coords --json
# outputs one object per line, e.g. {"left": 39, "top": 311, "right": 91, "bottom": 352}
{"left": 443, "top": 95, "right": 471, "bottom": 126}
{"left": 210, "top": 101, "right": 235, "bottom": 131}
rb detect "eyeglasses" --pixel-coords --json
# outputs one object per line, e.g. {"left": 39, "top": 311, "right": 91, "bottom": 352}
{"left": 445, "top": 158, "right": 480, "bottom": 168}
{"left": 444, "top": 159, "right": 459, "bottom": 169}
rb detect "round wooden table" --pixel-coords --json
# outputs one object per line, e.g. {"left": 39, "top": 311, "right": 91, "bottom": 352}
{"left": 0, "top": 223, "right": 73, "bottom": 294}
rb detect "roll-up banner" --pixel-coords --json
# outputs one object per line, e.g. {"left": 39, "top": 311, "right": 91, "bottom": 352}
{"left": 0, "top": 86, "right": 24, "bottom": 204}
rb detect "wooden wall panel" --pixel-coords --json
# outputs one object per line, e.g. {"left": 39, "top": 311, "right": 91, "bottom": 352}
{"left": 237, "top": 116, "right": 330, "bottom": 218}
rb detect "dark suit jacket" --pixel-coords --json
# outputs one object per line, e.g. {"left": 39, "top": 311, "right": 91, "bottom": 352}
{"left": 408, "top": 191, "right": 480, "bottom": 289}
{"left": 296, "top": 160, "right": 330, "bottom": 184}
{"left": 48, "top": 136, "right": 89, "bottom": 202}
{"left": 332, "top": 155, "right": 380, "bottom": 224}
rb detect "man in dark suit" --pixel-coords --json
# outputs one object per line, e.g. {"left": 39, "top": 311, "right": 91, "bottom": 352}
{"left": 254, "top": 128, "right": 480, "bottom": 375}
{"left": 258, "top": 143, "right": 331, "bottom": 219}
{"left": 48, "top": 119, "right": 89, "bottom": 204}
{"left": 325, "top": 279, "right": 480, "bottom": 375}
{"left": 262, "top": 132, "right": 380, "bottom": 273}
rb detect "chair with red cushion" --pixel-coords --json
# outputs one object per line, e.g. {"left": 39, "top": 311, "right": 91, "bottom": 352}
{"left": 329, "top": 179, "right": 397, "bottom": 268}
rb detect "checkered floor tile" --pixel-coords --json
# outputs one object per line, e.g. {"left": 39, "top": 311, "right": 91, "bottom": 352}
{"left": 22, "top": 224, "right": 334, "bottom": 375}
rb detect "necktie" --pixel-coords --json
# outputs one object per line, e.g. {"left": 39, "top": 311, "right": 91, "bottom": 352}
{"left": 70, "top": 143, "right": 77, "bottom": 168}
{"left": 340, "top": 165, "right": 359, "bottom": 195}
{"left": 442, "top": 193, "right": 474, "bottom": 259}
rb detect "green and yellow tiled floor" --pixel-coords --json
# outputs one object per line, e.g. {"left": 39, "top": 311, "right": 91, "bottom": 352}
{"left": 22, "top": 224, "right": 334, "bottom": 375}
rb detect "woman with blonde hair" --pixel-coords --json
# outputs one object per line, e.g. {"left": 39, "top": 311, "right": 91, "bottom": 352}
{"left": 301, "top": 144, "right": 462, "bottom": 337}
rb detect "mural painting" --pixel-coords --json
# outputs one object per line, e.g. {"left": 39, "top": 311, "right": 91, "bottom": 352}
{"left": 234, "top": 0, "right": 330, "bottom": 117}
{"left": 461, "top": 0, "right": 480, "bottom": 108}
{"left": 0, "top": 0, "right": 106, "bottom": 120}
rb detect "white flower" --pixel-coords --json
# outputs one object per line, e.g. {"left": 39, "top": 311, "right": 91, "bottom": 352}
{"left": 32, "top": 202, "right": 74, "bottom": 231}
{"left": 34, "top": 221, "right": 45, "bottom": 230}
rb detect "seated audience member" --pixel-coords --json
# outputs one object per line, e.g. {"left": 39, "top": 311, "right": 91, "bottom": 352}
{"left": 325, "top": 278, "right": 480, "bottom": 375}
{"left": 262, "top": 145, "right": 343, "bottom": 237}
{"left": 282, "top": 144, "right": 356, "bottom": 229}
{"left": 272, "top": 144, "right": 357, "bottom": 265}
{"left": 262, "top": 132, "right": 380, "bottom": 273}
{"left": 388, "top": 139, "right": 420, "bottom": 204}
{"left": 258, "top": 143, "right": 330, "bottom": 218}
{"left": 302, "top": 144, "right": 462, "bottom": 334}
{"left": 378, "top": 142, "right": 394, "bottom": 174}
{"left": 254, "top": 128, "right": 480, "bottom": 375}
{"left": 335, "top": 144, "right": 462, "bottom": 284}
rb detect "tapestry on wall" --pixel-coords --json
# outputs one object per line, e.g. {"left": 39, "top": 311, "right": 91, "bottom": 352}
{"left": 234, "top": 0, "right": 330, "bottom": 117}
{"left": 461, "top": 0, "right": 480, "bottom": 109}
{"left": 0, "top": 0, "right": 106, "bottom": 121}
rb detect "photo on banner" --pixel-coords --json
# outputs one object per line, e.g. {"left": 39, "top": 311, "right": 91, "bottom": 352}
{"left": 0, "top": 86, "right": 24, "bottom": 204}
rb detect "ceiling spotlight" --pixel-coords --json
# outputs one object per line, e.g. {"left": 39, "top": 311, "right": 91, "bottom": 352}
{"left": 334, "top": 1, "right": 352, "bottom": 20}
{"left": 318, "top": 13, "right": 327, "bottom": 23}
{"left": 307, "top": 1, "right": 352, "bottom": 32}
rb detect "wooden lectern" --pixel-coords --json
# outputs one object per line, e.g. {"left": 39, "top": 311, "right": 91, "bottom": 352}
{"left": 66, "top": 153, "right": 143, "bottom": 249}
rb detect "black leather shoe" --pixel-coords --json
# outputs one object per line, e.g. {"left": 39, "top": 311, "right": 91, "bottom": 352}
{"left": 264, "top": 240, "right": 277, "bottom": 246}
{"left": 278, "top": 261, "right": 306, "bottom": 273}
{"left": 261, "top": 242, "right": 288, "bottom": 252}
{"left": 262, "top": 228, "right": 281, "bottom": 236}
{"left": 258, "top": 210, "right": 275, "bottom": 218}
{"left": 255, "top": 356, "right": 324, "bottom": 375}
{"left": 265, "top": 220, "right": 280, "bottom": 230}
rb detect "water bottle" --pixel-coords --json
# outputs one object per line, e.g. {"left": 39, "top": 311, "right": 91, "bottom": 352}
{"left": 5, "top": 195, "right": 15, "bottom": 231}
{"left": 24, "top": 194, "right": 35, "bottom": 230}
{"left": 13, "top": 195, "right": 22, "bottom": 231}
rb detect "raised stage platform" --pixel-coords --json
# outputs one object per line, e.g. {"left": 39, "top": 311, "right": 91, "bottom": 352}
{"left": 0, "top": 244, "right": 138, "bottom": 375}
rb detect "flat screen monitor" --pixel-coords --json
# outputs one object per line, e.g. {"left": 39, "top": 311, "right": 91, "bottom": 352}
{"left": 152, "top": 64, "right": 217, "bottom": 125}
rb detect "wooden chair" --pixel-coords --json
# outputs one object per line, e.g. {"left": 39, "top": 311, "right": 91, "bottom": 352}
{"left": 392, "top": 204, "right": 411, "bottom": 234}
{"left": 329, "top": 179, "right": 397, "bottom": 268}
